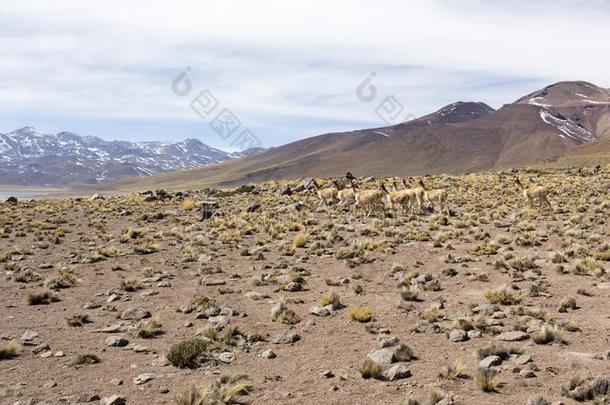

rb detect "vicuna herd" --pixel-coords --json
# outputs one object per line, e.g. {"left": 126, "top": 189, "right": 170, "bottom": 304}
{"left": 312, "top": 174, "right": 551, "bottom": 217}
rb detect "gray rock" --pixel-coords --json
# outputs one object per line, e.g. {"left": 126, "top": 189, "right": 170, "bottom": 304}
{"left": 105, "top": 336, "right": 129, "bottom": 347}
{"left": 20, "top": 330, "right": 39, "bottom": 342}
{"left": 133, "top": 373, "right": 155, "bottom": 385}
{"left": 376, "top": 337, "right": 400, "bottom": 349}
{"left": 100, "top": 395, "right": 126, "bottom": 405}
{"left": 245, "top": 291, "right": 268, "bottom": 301}
{"left": 245, "top": 202, "right": 261, "bottom": 213}
{"left": 520, "top": 369, "right": 536, "bottom": 378}
{"left": 479, "top": 355, "right": 502, "bottom": 368}
{"left": 272, "top": 331, "right": 300, "bottom": 344}
{"left": 83, "top": 301, "right": 101, "bottom": 309}
{"left": 384, "top": 364, "right": 412, "bottom": 381}
{"left": 497, "top": 331, "right": 529, "bottom": 341}
{"left": 120, "top": 308, "right": 151, "bottom": 320}
{"left": 309, "top": 306, "right": 330, "bottom": 317}
{"left": 110, "top": 378, "right": 123, "bottom": 386}
{"left": 321, "top": 370, "right": 334, "bottom": 378}
{"left": 261, "top": 349, "right": 276, "bottom": 359}
{"left": 367, "top": 348, "right": 396, "bottom": 365}
{"left": 472, "top": 303, "right": 497, "bottom": 315}
{"left": 467, "top": 329, "right": 482, "bottom": 338}
{"left": 512, "top": 354, "right": 532, "bottom": 365}
{"left": 217, "top": 352, "right": 235, "bottom": 364}
{"left": 449, "top": 329, "right": 468, "bottom": 342}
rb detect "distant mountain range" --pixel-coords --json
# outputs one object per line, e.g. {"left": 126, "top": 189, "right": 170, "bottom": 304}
{"left": 98, "top": 80, "right": 610, "bottom": 191}
{"left": 0, "top": 127, "right": 263, "bottom": 185}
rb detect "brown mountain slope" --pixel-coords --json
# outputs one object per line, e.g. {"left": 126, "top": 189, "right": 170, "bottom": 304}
{"left": 515, "top": 81, "right": 610, "bottom": 139}
{"left": 96, "top": 82, "right": 608, "bottom": 192}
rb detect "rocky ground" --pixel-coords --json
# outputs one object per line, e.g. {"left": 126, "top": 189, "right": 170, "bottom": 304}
{"left": 1, "top": 167, "right": 610, "bottom": 405}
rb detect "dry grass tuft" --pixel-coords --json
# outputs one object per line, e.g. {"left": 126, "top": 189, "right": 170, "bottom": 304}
{"left": 27, "top": 290, "right": 60, "bottom": 305}
{"left": 350, "top": 307, "right": 373, "bottom": 323}
{"left": 358, "top": 358, "right": 382, "bottom": 379}
{"left": 0, "top": 340, "right": 20, "bottom": 360}
{"left": 475, "top": 368, "right": 500, "bottom": 392}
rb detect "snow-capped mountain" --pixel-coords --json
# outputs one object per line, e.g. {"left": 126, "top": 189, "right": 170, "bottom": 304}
{"left": 0, "top": 127, "right": 257, "bottom": 185}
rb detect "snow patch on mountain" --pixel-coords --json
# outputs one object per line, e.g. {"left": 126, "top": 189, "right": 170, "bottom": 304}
{"left": 539, "top": 110, "right": 596, "bottom": 143}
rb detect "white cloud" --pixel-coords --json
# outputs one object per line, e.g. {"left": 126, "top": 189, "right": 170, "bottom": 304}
{"left": 0, "top": 0, "right": 608, "bottom": 145}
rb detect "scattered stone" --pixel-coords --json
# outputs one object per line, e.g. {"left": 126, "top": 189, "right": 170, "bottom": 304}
{"left": 496, "top": 331, "right": 529, "bottom": 341}
{"left": 367, "top": 348, "right": 396, "bottom": 365}
{"left": 309, "top": 306, "right": 330, "bottom": 317}
{"left": 31, "top": 344, "right": 50, "bottom": 354}
{"left": 321, "top": 370, "right": 334, "bottom": 379}
{"left": 120, "top": 308, "right": 151, "bottom": 320}
{"left": 245, "top": 202, "right": 261, "bottom": 213}
{"left": 217, "top": 352, "right": 235, "bottom": 364}
{"left": 449, "top": 329, "right": 468, "bottom": 342}
{"left": 100, "top": 395, "right": 126, "bottom": 405}
{"left": 519, "top": 369, "right": 536, "bottom": 378}
{"left": 384, "top": 364, "right": 412, "bottom": 381}
{"left": 272, "top": 331, "right": 300, "bottom": 344}
{"left": 20, "top": 330, "right": 39, "bottom": 342}
{"left": 133, "top": 373, "right": 155, "bottom": 385}
{"left": 479, "top": 355, "right": 502, "bottom": 368}
{"left": 183, "top": 321, "right": 193, "bottom": 328}
{"left": 110, "top": 378, "right": 123, "bottom": 386}
{"left": 512, "top": 354, "right": 532, "bottom": 365}
{"left": 261, "top": 349, "right": 276, "bottom": 359}
{"left": 105, "top": 336, "right": 129, "bottom": 347}
{"left": 467, "top": 329, "right": 482, "bottom": 339}
{"left": 83, "top": 301, "right": 101, "bottom": 309}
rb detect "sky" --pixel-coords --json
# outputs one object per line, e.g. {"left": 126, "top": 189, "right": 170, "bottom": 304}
{"left": 1, "top": 0, "right": 609, "bottom": 151}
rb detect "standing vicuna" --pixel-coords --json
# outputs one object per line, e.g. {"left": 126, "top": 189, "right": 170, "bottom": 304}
{"left": 515, "top": 177, "right": 551, "bottom": 210}
{"left": 353, "top": 181, "right": 389, "bottom": 217}
{"left": 388, "top": 180, "right": 417, "bottom": 214}
{"left": 332, "top": 180, "right": 356, "bottom": 207}
{"left": 418, "top": 178, "right": 449, "bottom": 215}
{"left": 402, "top": 178, "right": 426, "bottom": 214}
{"left": 312, "top": 180, "right": 338, "bottom": 206}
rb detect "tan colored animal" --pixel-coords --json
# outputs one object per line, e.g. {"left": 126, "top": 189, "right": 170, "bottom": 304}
{"left": 418, "top": 179, "right": 449, "bottom": 215}
{"left": 312, "top": 180, "right": 338, "bottom": 206}
{"left": 515, "top": 177, "right": 551, "bottom": 210}
{"left": 332, "top": 180, "right": 356, "bottom": 206}
{"left": 387, "top": 180, "right": 417, "bottom": 214}
{"left": 353, "top": 182, "right": 389, "bottom": 217}
{"left": 402, "top": 178, "right": 425, "bottom": 214}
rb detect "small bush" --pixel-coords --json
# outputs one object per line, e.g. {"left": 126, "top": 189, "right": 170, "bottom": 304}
{"left": 558, "top": 297, "right": 577, "bottom": 312}
{"left": 134, "top": 316, "right": 163, "bottom": 338}
{"left": 292, "top": 233, "right": 308, "bottom": 248}
{"left": 359, "top": 358, "right": 382, "bottom": 379}
{"left": 181, "top": 199, "right": 196, "bottom": 211}
{"left": 475, "top": 368, "right": 500, "bottom": 392}
{"left": 27, "top": 290, "right": 60, "bottom": 305}
{"left": 272, "top": 303, "right": 300, "bottom": 325}
{"left": 73, "top": 353, "right": 101, "bottom": 366}
{"left": 562, "top": 375, "right": 610, "bottom": 402}
{"left": 439, "top": 359, "right": 466, "bottom": 380}
{"left": 484, "top": 285, "right": 519, "bottom": 305}
{"left": 0, "top": 340, "right": 19, "bottom": 360}
{"left": 350, "top": 307, "right": 373, "bottom": 323}
{"left": 175, "top": 374, "right": 253, "bottom": 405}
{"left": 66, "top": 314, "right": 91, "bottom": 327}
{"left": 532, "top": 324, "right": 563, "bottom": 345}
{"left": 167, "top": 338, "right": 212, "bottom": 369}
{"left": 319, "top": 291, "right": 342, "bottom": 309}
{"left": 120, "top": 278, "right": 142, "bottom": 292}
{"left": 421, "top": 307, "right": 444, "bottom": 323}
{"left": 46, "top": 270, "right": 78, "bottom": 290}
{"left": 475, "top": 345, "right": 522, "bottom": 360}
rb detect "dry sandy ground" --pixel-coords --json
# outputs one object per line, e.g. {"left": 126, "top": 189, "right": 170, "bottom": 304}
{"left": 1, "top": 168, "right": 610, "bottom": 405}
